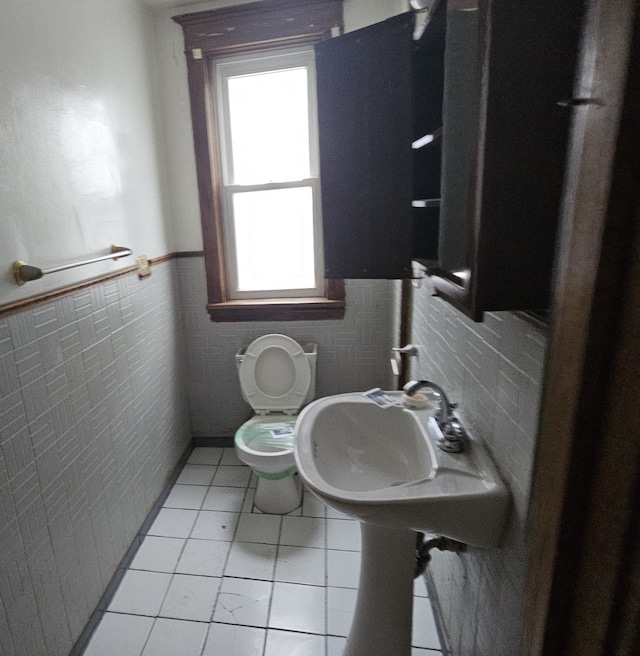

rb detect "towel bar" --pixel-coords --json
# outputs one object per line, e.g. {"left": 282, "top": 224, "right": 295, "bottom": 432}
{"left": 12, "top": 245, "right": 132, "bottom": 286}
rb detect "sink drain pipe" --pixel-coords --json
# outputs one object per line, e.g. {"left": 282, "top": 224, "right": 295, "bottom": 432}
{"left": 414, "top": 534, "right": 467, "bottom": 578}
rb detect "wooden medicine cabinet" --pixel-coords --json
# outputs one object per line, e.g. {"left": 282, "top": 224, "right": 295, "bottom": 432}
{"left": 316, "top": 0, "right": 584, "bottom": 320}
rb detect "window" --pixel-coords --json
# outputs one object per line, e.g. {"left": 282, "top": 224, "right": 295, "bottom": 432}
{"left": 217, "top": 49, "right": 324, "bottom": 299}
{"left": 173, "top": 0, "right": 344, "bottom": 322}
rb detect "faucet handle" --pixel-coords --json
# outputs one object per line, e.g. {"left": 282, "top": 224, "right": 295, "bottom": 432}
{"left": 392, "top": 344, "right": 418, "bottom": 356}
{"left": 439, "top": 419, "right": 467, "bottom": 453}
{"left": 444, "top": 420, "right": 465, "bottom": 440}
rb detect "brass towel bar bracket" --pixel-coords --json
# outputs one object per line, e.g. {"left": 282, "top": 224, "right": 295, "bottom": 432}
{"left": 12, "top": 245, "right": 132, "bottom": 286}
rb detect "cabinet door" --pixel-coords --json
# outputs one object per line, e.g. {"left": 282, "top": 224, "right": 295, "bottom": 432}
{"left": 433, "top": 0, "right": 584, "bottom": 317}
{"left": 474, "top": 0, "right": 583, "bottom": 312}
{"left": 316, "top": 13, "right": 414, "bottom": 279}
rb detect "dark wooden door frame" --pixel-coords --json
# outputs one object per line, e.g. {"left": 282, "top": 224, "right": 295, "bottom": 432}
{"left": 522, "top": 1, "right": 640, "bottom": 654}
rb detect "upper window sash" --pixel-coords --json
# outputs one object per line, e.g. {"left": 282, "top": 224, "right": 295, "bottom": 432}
{"left": 215, "top": 48, "right": 320, "bottom": 187}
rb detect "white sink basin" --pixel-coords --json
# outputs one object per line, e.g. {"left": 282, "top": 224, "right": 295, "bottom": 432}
{"left": 295, "top": 391, "right": 509, "bottom": 548}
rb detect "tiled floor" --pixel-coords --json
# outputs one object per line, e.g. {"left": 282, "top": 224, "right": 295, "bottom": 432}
{"left": 83, "top": 447, "right": 444, "bottom": 656}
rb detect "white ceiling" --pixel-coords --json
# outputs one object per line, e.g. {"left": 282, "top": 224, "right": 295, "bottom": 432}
{"left": 140, "top": 0, "right": 254, "bottom": 10}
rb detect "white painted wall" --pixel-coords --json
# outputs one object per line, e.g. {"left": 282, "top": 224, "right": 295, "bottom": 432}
{"left": 149, "top": 0, "right": 407, "bottom": 251}
{"left": 0, "top": 3, "right": 193, "bottom": 653}
{"left": 0, "top": 0, "right": 171, "bottom": 304}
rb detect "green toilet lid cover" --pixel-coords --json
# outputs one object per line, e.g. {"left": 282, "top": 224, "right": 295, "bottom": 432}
{"left": 236, "top": 418, "right": 297, "bottom": 452}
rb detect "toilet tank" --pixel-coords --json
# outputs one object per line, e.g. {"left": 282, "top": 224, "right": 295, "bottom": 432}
{"left": 235, "top": 342, "right": 317, "bottom": 408}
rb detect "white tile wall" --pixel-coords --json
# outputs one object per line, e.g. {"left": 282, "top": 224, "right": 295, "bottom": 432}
{"left": 410, "top": 286, "right": 548, "bottom": 656}
{"left": 0, "top": 261, "right": 191, "bottom": 656}
{"left": 176, "top": 258, "right": 398, "bottom": 437}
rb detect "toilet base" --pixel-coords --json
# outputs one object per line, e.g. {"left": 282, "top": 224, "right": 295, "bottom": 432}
{"left": 254, "top": 474, "right": 302, "bottom": 514}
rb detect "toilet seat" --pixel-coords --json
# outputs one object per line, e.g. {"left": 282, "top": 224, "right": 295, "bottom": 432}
{"left": 239, "top": 334, "right": 311, "bottom": 414}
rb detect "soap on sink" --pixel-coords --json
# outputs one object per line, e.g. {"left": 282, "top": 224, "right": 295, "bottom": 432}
{"left": 402, "top": 392, "right": 432, "bottom": 409}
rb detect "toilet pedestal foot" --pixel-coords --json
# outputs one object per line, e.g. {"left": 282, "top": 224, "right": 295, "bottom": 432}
{"left": 254, "top": 474, "right": 301, "bottom": 514}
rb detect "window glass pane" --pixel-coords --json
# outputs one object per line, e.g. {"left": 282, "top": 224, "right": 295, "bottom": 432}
{"left": 227, "top": 68, "right": 311, "bottom": 184}
{"left": 233, "top": 187, "right": 316, "bottom": 292}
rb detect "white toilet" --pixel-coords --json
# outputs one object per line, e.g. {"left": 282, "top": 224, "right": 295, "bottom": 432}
{"left": 234, "top": 334, "right": 317, "bottom": 514}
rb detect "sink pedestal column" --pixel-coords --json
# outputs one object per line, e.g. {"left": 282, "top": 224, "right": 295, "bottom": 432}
{"left": 344, "top": 524, "right": 416, "bottom": 656}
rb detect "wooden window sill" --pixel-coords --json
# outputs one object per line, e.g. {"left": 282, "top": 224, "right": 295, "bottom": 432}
{"left": 207, "top": 296, "right": 346, "bottom": 322}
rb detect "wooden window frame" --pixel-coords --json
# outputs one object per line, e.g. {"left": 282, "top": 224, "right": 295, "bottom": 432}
{"left": 173, "top": 0, "right": 345, "bottom": 322}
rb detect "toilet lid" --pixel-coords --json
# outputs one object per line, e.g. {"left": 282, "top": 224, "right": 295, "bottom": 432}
{"left": 239, "top": 334, "right": 311, "bottom": 413}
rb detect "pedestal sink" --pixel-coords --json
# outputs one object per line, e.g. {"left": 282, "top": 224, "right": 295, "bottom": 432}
{"left": 294, "top": 391, "right": 509, "bottom": 656}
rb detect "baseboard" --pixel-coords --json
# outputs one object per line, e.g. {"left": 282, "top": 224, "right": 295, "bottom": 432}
{"left": 193, "top": 436, "right": 234, "bottom": 448}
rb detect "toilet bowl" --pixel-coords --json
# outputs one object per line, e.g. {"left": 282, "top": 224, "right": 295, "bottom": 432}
{"left": 234, "top": 334, "right": 317, "bottom": 514}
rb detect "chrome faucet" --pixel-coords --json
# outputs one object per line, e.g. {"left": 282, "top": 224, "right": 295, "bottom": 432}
{"left": 403, "top": 380, "right": 452, "bottom": 428}
{"left": 403, "top": 380, "right": 466, "bottom": 453}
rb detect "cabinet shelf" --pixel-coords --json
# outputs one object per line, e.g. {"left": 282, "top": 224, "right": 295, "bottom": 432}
{"left": 412, "top": 127, "right": 443, "bottom": 150}
{"left": 412, "top": 199, "right": 441, "bottom": 208}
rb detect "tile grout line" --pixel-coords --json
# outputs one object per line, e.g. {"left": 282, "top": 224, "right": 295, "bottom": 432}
{"left": 191, "top": 453, "right": 227, "bottom": 656}
{"left": 325, "top": 494, "right": 330, "bottom": 654}
{"left": 263, "top": 495, "right": 287, "bottom": 655}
